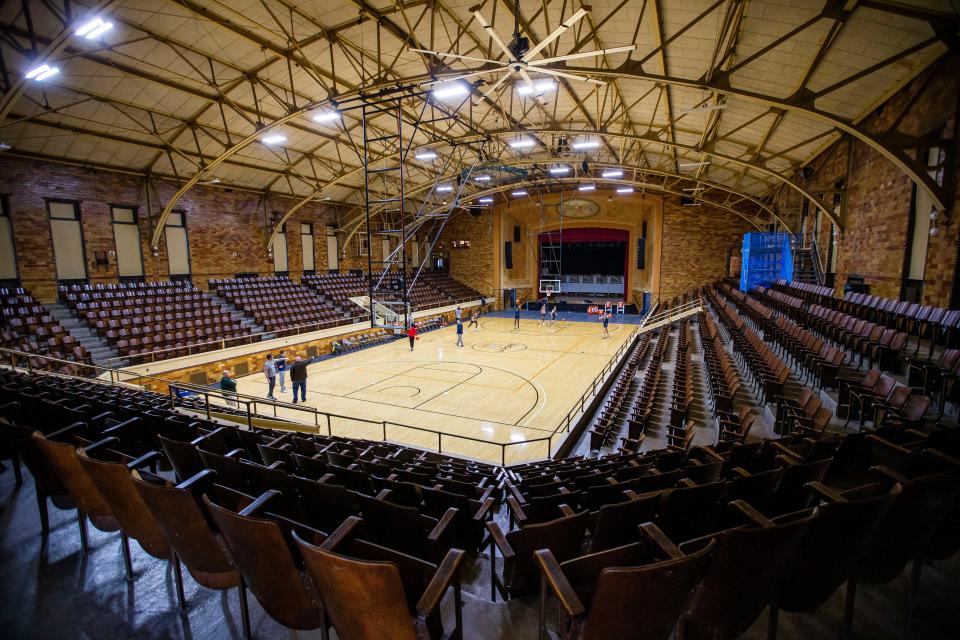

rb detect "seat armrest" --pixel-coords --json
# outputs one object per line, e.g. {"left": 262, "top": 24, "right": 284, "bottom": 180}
{"left": 805, "top": 481, "right": 847, "bottom": 503}
{"left": 534, "top": 549, "right": 586, "bottom": 618}
{"left": 639, "top": 522, "right": 684, "bottom": 560}
{"left": 48, "top": 421, "right": 88, "bottom": 441}
{"left": 427, "top": 507, "right": 459, "bottom": 544}
{"left": 869, "top": 465, "right": 909, "bottom": 485}
{"left": 472, "top": 496, "right": 496, "bottom": 522}
{"left": 730, "top": 467, "right": 751, "bottom": 478}
{"left": 224, "top": 448, "right": 245, "bottom": 459}
{"left": 506, "top": 496, "right": 528, "bottom": 525}
{"left": 176, "top": 468, "right": 217, "bottom": 492}
{"left": 416, "top": 548, "right": 466, "bottom": 618}
{"left": 729, "top": 499, "right": 775, "bottom": 528}
{"left": 239, "top": 489, "right": 281, "bottom": 517}
{"left": 127, "top": 450, "right": 162, "bottom": 471}
{"left": 82, "top": 436, "right": 120, "bottom": 455}
{"left": 267, "top": 460, "right": 285, "bottom": 470}
{"left": 320, "top": 515, "right": 363, "bottom": 551}
{"left": 678, "top": 478, "right": 697, "bottom": 488}
{"left": 486, "top": 521, "right": 515, "bottom": 560}
{"left": 557, "top": 503, "right": 575, "bottom": 517}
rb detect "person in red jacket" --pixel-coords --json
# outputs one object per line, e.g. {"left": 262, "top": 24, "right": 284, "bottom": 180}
{"left": 407, "top": 322, "right": 418, "bottom": 351}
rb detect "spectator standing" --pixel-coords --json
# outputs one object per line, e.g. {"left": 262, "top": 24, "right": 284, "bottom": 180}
{"left": 456, "top": 319, "right": 464, "bottom": 347}
{"left": 288, "top": 355, "right": 320, "bottom": 403}
{"left": 219, "top": 369, "right": 238, "bottom": 407}
{"left": 263, "top": 354, "right": 277, "bottom": 400}
{"left": 275, "top": 350, "right": 288, "bottom": 392}
{"left": 514, "top": 304, "right": 521, "bottom": 331}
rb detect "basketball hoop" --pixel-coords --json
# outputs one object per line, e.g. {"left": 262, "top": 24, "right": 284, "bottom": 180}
{"left": 545, "top": 287, "right": 554, "bottom": 299}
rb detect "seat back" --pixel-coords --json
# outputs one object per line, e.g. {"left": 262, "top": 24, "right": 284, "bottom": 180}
{"left": 133, "top": 475, "right": 240, "bottom": 590}
{"left": 204, "top": 496, "right": 325, "bottom": 631}
{"left": 77, "top": 450, "right": 171, "bottom": 559}
{"left": 505, "top": 510, "right": 590, "bottom": 595}
{"left": 0, "top": 417, "right": 71, "bottom": 502}
{"left": 681, "top": 509, "right": 815, "bottom": 639}
{"left": 591, "top": 491, "right": 663, "bottom": 551}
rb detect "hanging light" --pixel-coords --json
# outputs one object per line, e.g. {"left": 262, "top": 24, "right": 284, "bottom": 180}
{"left": 261, "top": 134, "right": 286, "bottom": 145}
{"left": 25, "top": 64, "right": 59, "bottom": 81}
{"left": 601, "top": 169, "right": 624, "bottom": 178}
{"left": 75, "top": 17, "right": 113, "bottom": 39}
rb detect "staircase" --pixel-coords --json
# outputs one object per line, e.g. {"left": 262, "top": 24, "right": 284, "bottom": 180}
{"left": 206, "top": 292, "right": 271, "bottom": 338}
{"left": 793, "top": 247, "right": 821, "bottom": 284}
{"left": 639, "top": 300, "right": 703, "bottom": 333}
{"left": 45, "top": 303, "right": 120, "bottom": 365}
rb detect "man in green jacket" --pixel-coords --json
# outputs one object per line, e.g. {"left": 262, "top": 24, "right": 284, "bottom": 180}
{"left": 219, "top": 369, "right": 238, "bottom": 407}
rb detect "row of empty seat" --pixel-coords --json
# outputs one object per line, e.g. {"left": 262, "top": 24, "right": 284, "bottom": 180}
{"left": 1, "top": 287, "right": 91, "bottom": 367}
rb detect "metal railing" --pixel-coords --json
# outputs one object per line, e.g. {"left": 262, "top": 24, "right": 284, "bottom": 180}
{"left": 1, "top": 322, "right": 640, "bottom": 466}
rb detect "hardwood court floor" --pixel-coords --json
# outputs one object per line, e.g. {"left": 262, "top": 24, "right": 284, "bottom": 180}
{"left": 233, "top": 317, "right": 632, "bottom": 464}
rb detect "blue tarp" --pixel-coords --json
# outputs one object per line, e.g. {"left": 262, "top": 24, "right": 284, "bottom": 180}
{"left": 740, "top": 232, "right": 793, "bottom": 292}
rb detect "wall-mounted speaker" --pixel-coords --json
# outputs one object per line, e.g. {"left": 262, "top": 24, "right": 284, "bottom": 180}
{"left": 504, "top": 241, "right": 513, "bottom": 269}
{"left": 637, "top": 238, "right": 646, "bottom": 270}
{"left": 514, "top": 225, "right": 521, "bottom": 242}
{"left": 641, "top": 221, "right": 648, "bottom": 238}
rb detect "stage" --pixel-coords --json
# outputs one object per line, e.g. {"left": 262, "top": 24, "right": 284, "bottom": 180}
{"left": 232, "top": 315, "right": 634, "bottom": 464}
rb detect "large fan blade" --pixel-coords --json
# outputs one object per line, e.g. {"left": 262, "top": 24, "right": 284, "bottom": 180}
{"left": 534, "top": 67, "right": 606, "bottom": 86}
{"left": 477, "top": 70, "right": 513, "bottom": 102}
{"left": 518, "top": 69, "right": 547, "bottom": 105}
{"left": 529, "top": 45, "right": 636, "bottom": 66}
{"left": 409, "top": 48, "right": 503, "bottom": 66}
{"left": 473, "top": 11, "right": 515, "bottom": 61}
{"left": 422, "top": 67, "right": 505, "bottom": 86}
{"left": 522, "top": 8, "right": 588, "bottom": 61}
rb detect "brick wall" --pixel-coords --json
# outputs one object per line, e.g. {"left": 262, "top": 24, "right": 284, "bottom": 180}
{"left": 439, "top": 209, "right": 496, "bottom": 297}
{"left": 0, "top": 156, "right": 337, "bottom": 300}
{"left": 804, "top": 56, "right": 960, "bottom": 306}
{"left": 659, "top": 200, "right": 752, "bottom": 300}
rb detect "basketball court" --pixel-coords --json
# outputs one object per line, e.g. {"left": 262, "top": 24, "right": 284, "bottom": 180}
{"left": 233, "top": 316, "right": 633, "bottom": 464}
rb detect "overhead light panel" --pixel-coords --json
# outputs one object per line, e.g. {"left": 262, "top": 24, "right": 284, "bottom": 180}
{"left": 548, "top": 166, "right": 570, "bottom": 175}
{"left": 517, "top": 80, "right": 556, "bottom": 96}
{"left": 616, "top": 187, "right": 634, "bottom": 194}
{"left": 478, "top": 197, "right": 494, "bottom": 204}
{"left": 415, "top": 151, "right": 438, "bottom": 160}
{"left": 25, "top": 64, "right": 59, "bottom": 81}
{"left": 571, "top": 139, "right": 600, "bottom": 150}
{"left": 578, "top": 184, "right": 596, "bottom": 192}
{"left": 436, "top": 185, "right": 453, "bottom": 192}
{"left": 509, "top": 137, "right": 535, "bottom": 149}
{"left": 431, "top": 82, "right": 469, "bottom": 100}
{"left": 75, "top": 17, "right": 113, "bottom": 39}
{"left": 474, "top": 175, "right": 491, "bottom": 182}
{"left": 601, "top": 169, "right": 623, "bottom": 178}
{"left": 511, "top": 190, "right": 528, "bottom": 197}
{"left": 311, "top": 110, "right": 340, "bottom": 124}
{"left": 261, "top": 134, "right": 286, "bottom": 145}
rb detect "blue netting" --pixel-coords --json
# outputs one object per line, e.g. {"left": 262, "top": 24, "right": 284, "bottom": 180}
{"left": 740, "top": 232, "right": 793, "bottom": 292}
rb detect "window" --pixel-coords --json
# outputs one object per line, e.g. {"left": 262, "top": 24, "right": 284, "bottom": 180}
{"left": 273, "top": 223, "right": 288, "bottom": 273}
{"left": 357, "top": 235, "right": 368, "bottom": 256}
{"left": 0, "top": 195, "right": 16, "bottom": 280}
{"left": 300, "top": 223, "right": 315, "bottom": 272}
{"left": 327, "top": 226, "right": 339, "bottom": 270}
{"left": 47, "top": 199, "right": 87, "bottom": 280}
{"left": 165, "top": 210, "right": 191, "bottom": 275}
{"left": 111, "top": 205, "right": 143, "bottom": 277}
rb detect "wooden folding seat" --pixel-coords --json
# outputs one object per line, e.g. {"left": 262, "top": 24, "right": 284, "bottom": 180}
{"left": 204, "top": 491, "right": 327, "bottom": 638}
{"left": 357, "top": 492, "right": 456, "bottom": 561}
{"left": 680, "top": 502, "right": 816, "bottom": 639}
{"left": 295, "top": 516, "right": 465, "bottom": 640}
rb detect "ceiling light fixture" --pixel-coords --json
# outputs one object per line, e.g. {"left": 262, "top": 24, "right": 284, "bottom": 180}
{"left": 512, "top": 190, "right": 528, "bottom": 197}
{"left": 0, "top": 142, "right": 10, "bottom": 152}
{"left": 474, "top": 175, "right": 491, "bottom": 182}
{"left": 431, "top": 82, "right": 469, "bottom": 100}
{"left": 571, "top": 139, "right": 600, "bottom": 150}
{"left": 548, "top": 166, "right": 570, "bottom": 175}
{"left": 509, "top": 137, "right": 535, "bottom": 149}
{"left": 75, "top": 17, "right": 113, "bottom": 39}
{"left": 578, "top": 184, "right": 596, "bottom": 192}
{"left": 479, "top": 197, "right": 494, "bottom": 203}
{"left": 436, "top": 185, "right": 453, "bottom": 192}
{"left": 517, "top": 80, "right": 556, "bottom": 96}
{"left": 311, "top": 110, "right": 340, "bottom": 124}
{"left": 25, "top": 64, "right": 59, "bottom": 81}
{"left": 601, "top": 169, "right": 624, "bottom": 178}
{"left": 261, "top": 134, "right": 286, "bottom": 145}
{"left": 616, "top": 187, "right": 634, "bottom": 194}
{"left": 415, "top": 151, "right": 438, "bottom": 160}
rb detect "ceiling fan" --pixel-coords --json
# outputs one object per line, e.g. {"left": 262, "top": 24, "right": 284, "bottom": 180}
{"left": 411, "top": 2, "right": 635, "bottom": 103}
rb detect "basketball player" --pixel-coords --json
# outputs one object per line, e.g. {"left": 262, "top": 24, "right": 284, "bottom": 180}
{"left": 550, "top": 305, "right": 558, "bottom": 325}
{"left": 539, "top": 302, "right": 547, "bottom": 325}
{"left": 468, "top": 310, "right": 479, "bottom": 329}
{"left": 455, "top": 319, "right": 464, "bottom": 347}
{"left": 408, "top": 322, "right": 418, "bottom": 351}
{"left": 514, "top": 304, "right": 521, "bottom": 331}
{"left": 601, "top": 312, "right": 610, "bottom": 338}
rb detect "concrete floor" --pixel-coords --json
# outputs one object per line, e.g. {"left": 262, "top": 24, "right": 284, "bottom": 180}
{"left": 1, "top": 460, "right": 959, "bottom": 639}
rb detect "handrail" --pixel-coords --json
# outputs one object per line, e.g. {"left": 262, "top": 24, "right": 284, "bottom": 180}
{"left": 0, "top": 321, "right": 640, "bottom": 466}
{"left": 809, "top": 238, "right": 825, "bottom": 285}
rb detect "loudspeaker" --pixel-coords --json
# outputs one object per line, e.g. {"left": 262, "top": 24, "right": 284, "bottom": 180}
{"left": 468, "top": 206, "right": 483, "bottom": 217}
{"left": 641, "top": 221, "right": 648, "bottom": 238}
{"left": 514, "top": 225, "right": 521, "bottom": 242}
{"left": 504, "top": 241, "right": 513, "bottom": 269}
{"left": 637, "top": 238, "right": 646, "bottom": 270}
